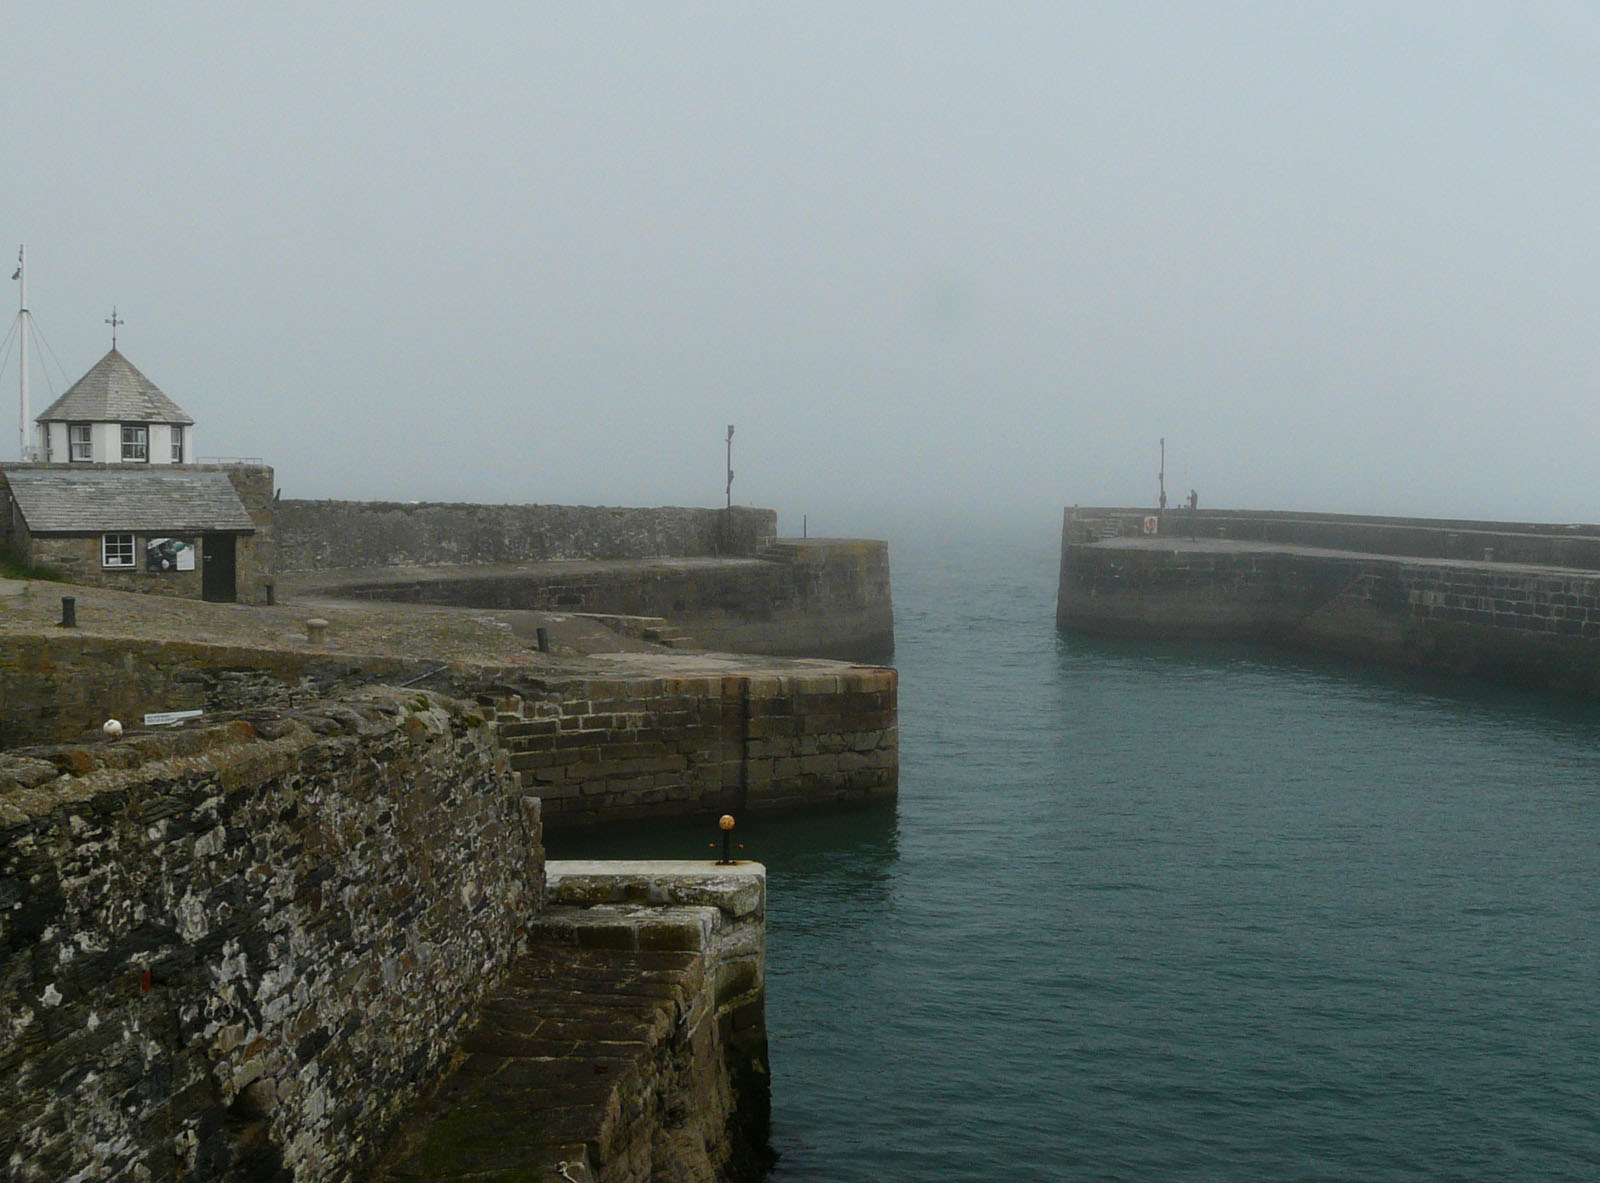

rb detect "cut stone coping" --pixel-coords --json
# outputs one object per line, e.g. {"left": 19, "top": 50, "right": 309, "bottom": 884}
{"left": 545, "top": 859, "right": 766, "bottom": 920}
{"left": 533, "top": 903, "right": 728, "bottom": 954}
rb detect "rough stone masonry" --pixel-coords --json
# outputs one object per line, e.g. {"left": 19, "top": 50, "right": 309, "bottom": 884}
{"left": 0, "top": 689, "right": 542, "bottom": 1182}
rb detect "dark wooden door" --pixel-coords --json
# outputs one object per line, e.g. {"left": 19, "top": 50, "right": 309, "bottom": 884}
{"left": 202, "top": 534, "right": 237, "bottom": 602}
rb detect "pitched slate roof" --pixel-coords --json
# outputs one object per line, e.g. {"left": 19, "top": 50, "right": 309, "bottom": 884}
{"left": 34, "top": 349, "right": 195, "bottom": 425}
{"left": 6, "top": 469, "right": 254, "bottom": 534}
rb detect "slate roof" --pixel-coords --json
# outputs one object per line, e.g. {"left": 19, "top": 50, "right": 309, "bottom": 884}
{"left": 6, "top": 469, "right": 254, "bottom": 534}
{"left": 34, "top": 349, "right": 195, "bottom": 425}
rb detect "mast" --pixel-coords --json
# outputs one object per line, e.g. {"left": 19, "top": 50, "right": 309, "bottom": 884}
{"left": 15, "top": 245, "right": 29, "bottom": 461}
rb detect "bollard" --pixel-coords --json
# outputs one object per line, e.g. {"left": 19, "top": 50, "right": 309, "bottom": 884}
{"left": 265, "top": 582, "right": 276, "bottom": 606}
{"left": 60, "top": 596, "right": 76, "bottom": 628}
{"left": 535, "top": 626, "right": 549, "bottom": 653}
{"left": 305, "top": 617, "right": 329, "bottom": 644}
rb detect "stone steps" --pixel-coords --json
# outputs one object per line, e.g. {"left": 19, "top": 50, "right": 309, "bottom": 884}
{"left": 367, "top": 866, "right": 770, "bottom": 1183}
{"left": 571, "top": 612, "right": 697, "bottom": 650}
{"left": 368, "top": 920, "right": 703, "bottom": 1182}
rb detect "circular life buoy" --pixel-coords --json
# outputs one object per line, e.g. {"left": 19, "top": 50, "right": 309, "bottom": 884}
{"left": 1143, "top": 515, "right": 1159, "bottom": 535}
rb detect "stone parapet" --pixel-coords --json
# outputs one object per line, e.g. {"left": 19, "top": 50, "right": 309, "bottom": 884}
{"left": 275, "top": 501, "right": 778, "bottom": 571}
{"left": 0, "top": 632, "right": 423, "bottom": 749}
{"left": 1064, "top": 505, "right": 1600, "bottom": 569}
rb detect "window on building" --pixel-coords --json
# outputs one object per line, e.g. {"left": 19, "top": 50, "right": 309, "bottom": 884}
{"left": 121, "top": 424, "right": 149, "bottom": 462}
{"left": 69, "top": 423, "right": 92, "bottom": 462}
{"left": 102, "top": 533, "right": 135, "bottom": 568}
{"left": 171, "top": 426, "right": 184, "bottom": 463}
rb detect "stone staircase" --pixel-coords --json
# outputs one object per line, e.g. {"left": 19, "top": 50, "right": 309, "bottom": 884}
{"left": 572, "top": 612, "right": 696, "bottom": 650}
{"left": 367, "top": 864, "right": 770, "bottom": 1183}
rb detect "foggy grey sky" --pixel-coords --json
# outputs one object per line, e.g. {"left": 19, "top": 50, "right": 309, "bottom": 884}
{"left": 4, "top": 3, "right": 1599, "bottom": 537}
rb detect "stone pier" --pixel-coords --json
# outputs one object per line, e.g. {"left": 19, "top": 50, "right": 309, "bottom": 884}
{"left": 1059, "top": 506, "right": 1600, "bottom": 693}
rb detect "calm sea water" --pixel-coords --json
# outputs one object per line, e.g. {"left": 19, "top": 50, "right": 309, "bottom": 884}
{"left": 553, "top": 527, "right": 1600, "bottom": 1181}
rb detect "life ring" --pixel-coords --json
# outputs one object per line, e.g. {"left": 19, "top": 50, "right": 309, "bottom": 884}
{"left": 1143, "top": 515, "right": 1159, "bottom": 535}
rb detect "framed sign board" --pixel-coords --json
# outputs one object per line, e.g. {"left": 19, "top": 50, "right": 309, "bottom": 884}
{"left": 146, "top": 537, "right": 196, "bottom": 573}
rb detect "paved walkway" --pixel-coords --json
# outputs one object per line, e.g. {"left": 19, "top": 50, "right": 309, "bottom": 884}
{"left": 0, "top": 575, "right": 868, "bottom": 680}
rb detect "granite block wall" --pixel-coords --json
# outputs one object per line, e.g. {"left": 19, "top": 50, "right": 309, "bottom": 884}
{"left": 496, "top": 666, "right": 899, "bottom": 829}
{"left": 0, "top": 688, "right": 542, "bottom": 1183}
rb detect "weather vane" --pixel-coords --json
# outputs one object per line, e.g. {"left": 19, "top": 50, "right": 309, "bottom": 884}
{"left": 105, "top": 306, "right": 124, "bottom": 349}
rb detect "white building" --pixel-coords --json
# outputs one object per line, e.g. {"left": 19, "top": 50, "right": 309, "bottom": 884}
{"left": 33, "top": 348, "right": 195, "bottom": 465}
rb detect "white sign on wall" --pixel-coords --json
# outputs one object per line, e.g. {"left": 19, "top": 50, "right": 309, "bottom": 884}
{"left": 143, "top": 709, "right": 204, "bottom": 726}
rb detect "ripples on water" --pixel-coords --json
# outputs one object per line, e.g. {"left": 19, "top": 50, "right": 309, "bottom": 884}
{"left": 554, "top": 526, "right": 1600, "bottom": 1181}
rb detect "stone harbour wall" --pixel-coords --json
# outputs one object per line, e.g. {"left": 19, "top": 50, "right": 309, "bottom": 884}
{"left": 275, "top": 501, "right": 779, "bottom": 571}
{"left": 1059, "top": 537, "right": 1600, "bottom": 693}
{"left": 0, "top": 636, "right": 902, "bottom": 831}
{"left": 308, "top": 539, "right": 896, "bottom": 662}
{"left": 497, "top": 666, "right": 899, "bottom": 830}
{"left": 707, "top": 539, "right": 893, "bottom": 660}
{"left": 0, "top": 688, "right": 543, "bottom": 1183}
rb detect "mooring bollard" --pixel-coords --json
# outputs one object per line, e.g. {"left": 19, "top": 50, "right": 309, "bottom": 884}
{"left": 535, "top": 626, "right": 550, "bottom": 653}
{"left": 305, "top": 617, "right": 329, "bottom": 644}
{"left": 265, "top": 582, "right": 276, "bottom": 606}
{"left": 59, "top": 596, "right": 76, "bottom": 628}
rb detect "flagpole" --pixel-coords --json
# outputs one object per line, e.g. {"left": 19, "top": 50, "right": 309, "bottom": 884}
{"left": 16, "top": 245, "right": 29, "bottom": 462}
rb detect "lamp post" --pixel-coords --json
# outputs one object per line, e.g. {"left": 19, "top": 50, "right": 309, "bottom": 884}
{"left": 721, "top": 424, "right": 735, "bottom": 554}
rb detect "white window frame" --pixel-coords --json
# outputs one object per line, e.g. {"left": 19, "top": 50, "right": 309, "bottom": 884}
{"left": 102, "top": 533, "right": 136, "bottom": 568}
{"left": 69, "top": 423, "right": 92, "bottom": 462}
{"left": 170, "top": 425, "right": 184, "bottom": 463}
{"left": 121, "top": 424, "right": 149, "bottom": 462}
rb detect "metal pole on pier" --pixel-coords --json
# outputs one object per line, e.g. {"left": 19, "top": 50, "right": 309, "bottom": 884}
{"left": 15, "top": 245, "right": 30, "bottom": 461}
